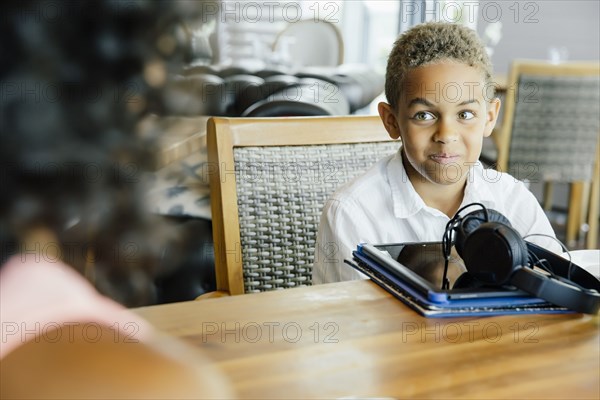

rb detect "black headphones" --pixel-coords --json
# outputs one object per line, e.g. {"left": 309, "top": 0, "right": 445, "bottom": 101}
{"left": 442, "top": 203, "right": 600, "bottom": 314}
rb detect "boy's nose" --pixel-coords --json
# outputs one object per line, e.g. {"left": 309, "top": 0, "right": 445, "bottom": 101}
{"left": 433, "top": 119, "right": 458, "bottom": 143}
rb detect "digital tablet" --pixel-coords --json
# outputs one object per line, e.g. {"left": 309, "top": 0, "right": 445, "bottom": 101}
{"left": 357, "top": 242, "right": 531, "bottom": 303}
{"left": 345, "top": 256, "right": 568, "bottom": 317}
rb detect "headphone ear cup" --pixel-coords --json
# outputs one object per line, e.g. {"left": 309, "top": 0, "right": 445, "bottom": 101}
{"left": 453, "top": 272, "right": 485, "bottom": 289}
{"left": 487, "top": 209, "right": 513, "bottom": 226}
{"left": 454, "top": 223, "right": 469, "bottom": 259}
{"left": 454, "top": 209, "right": 513, "bottom": 257}
{"left": 462, "top": 222, "right": 529, "bottom": 285}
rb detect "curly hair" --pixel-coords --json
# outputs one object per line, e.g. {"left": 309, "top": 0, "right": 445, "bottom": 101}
{"left": 0, "top": 0, "right": 200, "bottom": 306}
{"left": 384, "top": 22, "right": 493, "bottom": 110}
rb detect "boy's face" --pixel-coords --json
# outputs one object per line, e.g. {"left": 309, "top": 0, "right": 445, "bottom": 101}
{"left": 379, "top": 62, "right": 500, "bottom": 187}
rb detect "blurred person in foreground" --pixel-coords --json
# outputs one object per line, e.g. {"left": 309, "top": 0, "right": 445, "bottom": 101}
{"left": 0, "top": 1, "right": 231, "bottom": 398}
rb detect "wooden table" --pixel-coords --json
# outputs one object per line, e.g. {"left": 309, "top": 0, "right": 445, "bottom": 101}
{"left": 134, "top": 280, "right": 600, "bottom": 399}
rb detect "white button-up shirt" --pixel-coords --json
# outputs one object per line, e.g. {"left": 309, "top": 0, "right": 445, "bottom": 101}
{"left": 312, "top": 150, "right": 560, "bottom": 284}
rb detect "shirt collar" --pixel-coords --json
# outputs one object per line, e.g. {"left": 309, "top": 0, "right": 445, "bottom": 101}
{"left": 387, "top": 153, "right": 497, "bottom": 219}
{"left": 461, "top": 161, "right": 497, "bottom": 210}
{"left": 387, "top": 150, "right": 427, "bottom": 218}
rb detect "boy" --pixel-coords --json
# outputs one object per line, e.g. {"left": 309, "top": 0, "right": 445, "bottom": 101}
{"left": 312, "top": 22, "right": 559, "bottom": 284}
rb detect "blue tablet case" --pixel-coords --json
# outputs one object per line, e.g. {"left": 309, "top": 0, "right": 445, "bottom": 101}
{"left": 347, "top": 246, "right": 572, "bottom": 318}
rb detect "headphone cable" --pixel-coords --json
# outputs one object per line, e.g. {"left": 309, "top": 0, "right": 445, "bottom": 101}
{"left": 523, "top": 233, "right": 572, "bottom": 280}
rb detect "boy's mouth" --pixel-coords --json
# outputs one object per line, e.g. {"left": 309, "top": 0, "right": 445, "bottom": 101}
{"left": 429, "top": 153, "right": 460, "bottom": 164}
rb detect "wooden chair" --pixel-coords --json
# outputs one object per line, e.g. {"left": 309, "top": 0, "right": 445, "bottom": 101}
{"left": 207, "top": 116, "right": 398, "bottom": 296}
{"left": 493, "top": 60, "right": 600, "bottom": 248}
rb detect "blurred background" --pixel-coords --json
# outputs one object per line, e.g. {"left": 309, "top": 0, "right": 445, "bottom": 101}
{"left": 194, "top": 1, "right": 599, "bottom": 76}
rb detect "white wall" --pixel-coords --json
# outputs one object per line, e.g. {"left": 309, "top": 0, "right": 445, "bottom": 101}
{"left": 476, "top": 0, "right": 600, "bottom": 74}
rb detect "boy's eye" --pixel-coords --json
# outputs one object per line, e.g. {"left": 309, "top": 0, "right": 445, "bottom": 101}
{"left": 458, "top": 111, "right": 475, "bottom": 120}
{"left": 412, "top": 111, "right": 435, "bottom": 121}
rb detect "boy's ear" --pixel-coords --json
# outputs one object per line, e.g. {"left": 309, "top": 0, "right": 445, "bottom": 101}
{"left": 377, "top": 102, "right": 402, "bottom": 140}
{"left": 483, "top": 97, "right": 501, "bottom": 137}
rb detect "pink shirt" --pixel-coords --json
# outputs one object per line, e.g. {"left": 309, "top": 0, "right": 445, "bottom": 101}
{"left": 0, "top": 254, "right": 153, "bottom": 359}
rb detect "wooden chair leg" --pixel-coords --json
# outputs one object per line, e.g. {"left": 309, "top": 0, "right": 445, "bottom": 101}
{"left": 543, "top": 181, "right": 554, "bottom": 211}
{"left": 587, "top": 192, "right": 599, "bottom": 249}
{"left": 580, "top": 183, "right": 591, "bottom": 227}
{"left": 566, "top": 182, "right": 584, "bottom": 247}
{"left": 586, "top": 158, "right": 600, "bottom": 249}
